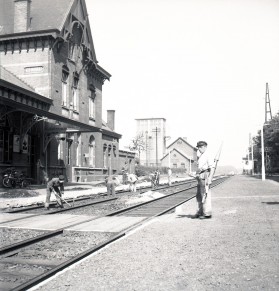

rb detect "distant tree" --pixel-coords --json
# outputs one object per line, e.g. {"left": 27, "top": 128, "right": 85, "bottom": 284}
{"left": 253, "top": 111, "right": 279, "bottom": 173}
{"left": 129, "top": 133, "right": 146, "bottom": 163}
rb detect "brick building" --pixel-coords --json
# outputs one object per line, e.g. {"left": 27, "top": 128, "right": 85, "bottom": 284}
{"left": 0, "top": 0, "right": 135, "bottom": 183}
{"left": 160, "top": 137, "right": 197, "bottom": 171}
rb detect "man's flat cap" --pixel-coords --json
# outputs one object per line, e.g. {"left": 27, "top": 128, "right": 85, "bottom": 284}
{"left": 58, "top": 175, "right": 65, "bottom": 182}
{"left": 196, "top": 141, "right": 207, "bottom": 147}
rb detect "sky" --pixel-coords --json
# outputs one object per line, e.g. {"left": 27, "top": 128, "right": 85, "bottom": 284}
{"left": 86, "top": 0, "right": 279, "bottom": 169}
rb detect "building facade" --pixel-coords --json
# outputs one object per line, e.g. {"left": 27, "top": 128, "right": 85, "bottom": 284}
{"left": 161, "top": 137, "right": 197, "bottom": 171}
{"left": 0, "top": 0, "right": 131, "bottom": 184}
{"left": 135, "top": 118, "right": 166, "bottom": 167}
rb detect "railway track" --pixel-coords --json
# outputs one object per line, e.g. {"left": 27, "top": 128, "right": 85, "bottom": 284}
{"left": 0, "top": 176, "right": 229, "bottom": 290}
{"left": 3, "top": 179, "right": 194, "bottom": 214}
{"left": 1, "top": 180, "right": 196, "bottom": 222}
{"left": 0, "top": 180, "right": 198, "bottom": 252}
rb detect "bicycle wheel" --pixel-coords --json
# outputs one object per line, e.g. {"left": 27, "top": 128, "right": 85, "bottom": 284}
{"left": 21, "top": 179, "right": 30, "bottom": 188}
{"left": 2, "top": 177, "right": 12, "bottom": 188}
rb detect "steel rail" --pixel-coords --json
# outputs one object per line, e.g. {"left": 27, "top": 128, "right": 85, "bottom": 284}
{"left": 3, "top": 176, "right": 229, "bottom": 291}
{"left": 0, "top": 178, "right": 216, "bottom": 255}
{"left": 1, "top": 179, "right": 194, "bottom": 224}
{"left": 0, "top": 182, "right": 192, "bottom": 255}
{"left": 4, "top": 178, "right": 195, "bottom": 213}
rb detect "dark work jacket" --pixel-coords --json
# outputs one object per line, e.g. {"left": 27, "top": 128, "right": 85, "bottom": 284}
{"left": 47, "top": 178, "right": 64, "bottom": 193}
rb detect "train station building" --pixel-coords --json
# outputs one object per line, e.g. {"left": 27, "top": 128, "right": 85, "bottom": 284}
{"left": 0, "top": 0, "right": 135, "bottom": 184}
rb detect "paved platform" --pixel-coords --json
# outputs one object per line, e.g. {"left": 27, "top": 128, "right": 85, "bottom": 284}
{"left": 0, "top": 214, "right": 94, "bottom": 231}
{"left": 32, "top": 175, "right": 279, "bottom": 291}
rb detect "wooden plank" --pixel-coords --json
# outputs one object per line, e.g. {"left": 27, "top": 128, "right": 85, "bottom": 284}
{"left": 0, "top": 213, "right": 34, "bottom": 224}
{"left": 67, "top": 216, "right": 147, "bottom": 232}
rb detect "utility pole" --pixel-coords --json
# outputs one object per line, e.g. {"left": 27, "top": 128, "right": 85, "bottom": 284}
{"left": 261, "top": 124, "right": 265, "bottom": 181}
{"left": 164, "top": 136, "right": 171, "bottom": 168}
{"left": 261, "top": 82, "right": 273, "bottom": 180}
{"left": 152, "top": 127, "right": 160, "bottom": 167}
{"left": 155, "top": 127, "right": 158, "bottom": 168}
{"left": 251, "top": 135, "right": 254, "bottom": 175}
{"left": 189, "top": 157, "right": 193, "bottom": 173}
{"left": 145, "top": 131, "right": 148, "bottom": 166}
{"left": 265, "top": 83, "right": 272, "bottom": 122}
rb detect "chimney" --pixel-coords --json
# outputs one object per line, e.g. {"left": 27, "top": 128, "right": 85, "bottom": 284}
{"left": 14, "top": 0, "right": 31, "bottom": 33}
{"left": 107, "top": 110, "right": 115, "bottom": 131}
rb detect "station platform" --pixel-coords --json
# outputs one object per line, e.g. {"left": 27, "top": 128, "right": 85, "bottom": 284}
{"left": 33, "top": 175, "right": 279, "bottom": 291}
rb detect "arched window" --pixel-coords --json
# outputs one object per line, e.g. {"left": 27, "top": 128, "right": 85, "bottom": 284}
{"left": 89, "top": 84, "right": 95, "bottom": 119}
{"left": 108, "top": 145, "right": 112, "bottom": 170}
{"left": 112, "top": 145, "right": 117, "bottom": 169}
{"left": 68, "top": 22, "right": 83, "bottom": 61}
{"left": 72, "top": 72, "right": 79, "bottom": 111}
{"left": 0, "top": 115, "right": 13, "bottom": 163}
{"left": 89, "top": 135, "right": 95, "bottom": 167}
{"left": 61, "top": 65, "right": 69, "bottom": 107}
{"left": 103, "top": 144, "right": 107, "bottom": 168}
{"left": 76, "top": 133, "right": 81, "bottom": 166}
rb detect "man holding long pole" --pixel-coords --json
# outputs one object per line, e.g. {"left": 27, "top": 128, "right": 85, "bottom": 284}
{"left": 193, "top": 141, "right": 215, "bottom": 219}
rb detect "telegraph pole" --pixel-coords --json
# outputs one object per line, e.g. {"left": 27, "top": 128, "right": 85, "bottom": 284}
{"left": 261, "top": 124, "right": 265, "bottom": 181}
{"left": 145, "top": 131, "right": 148, "bottom": 166}
{"left": 155, "top": 127, "right": 158, "bottom": 167}
{"left": 262, "top": 82, "right": 273, "bottom": 180}
{"left": 152, "top": 127, "right": 160, "bottom": 167}
{"left": 265, "top": 83, "right": 272, "bottom": 122}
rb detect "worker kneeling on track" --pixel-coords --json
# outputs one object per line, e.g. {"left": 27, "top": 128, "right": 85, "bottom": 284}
{"left": 45, "top": 175, "right": 65, "bottom": 210}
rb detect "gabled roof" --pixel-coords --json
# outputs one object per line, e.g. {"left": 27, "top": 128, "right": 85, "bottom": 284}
{"left": 102, "top": 120, "right": 122, "bottom": 139}
{"left": 0, "top": 66, "right": 36, "bottom": 93}
{"left": 161, "top": 148, "right": 193, "bottom": 162}
{"left": 0, "top": 0, "right": 109, "bottom": 80}
{"left": 167, "top": 137, "right": 197, "bottom": 151}
{"left": 0, "top": 0, "right": 74, "bottom": 35}
{"left": 0, "top": 0, "right": 97, "bottom": 61}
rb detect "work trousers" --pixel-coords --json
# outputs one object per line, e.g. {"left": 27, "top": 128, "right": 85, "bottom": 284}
{"left": 129, "top": 182, "right": 137, "bottom": 192}
{"left": 122, "top": 174, "right": 128, "bottom": 185}
{"left": 196, "top": 178, "right": 212, "bottom": 217}
{"left": 45, "top": 186, "right": 63, "bottom": 208}
{"left": 107, "top": 181, "right": 116, "bottom": 195}
{"left": 168, "top": 176, "right": 172, "bottom": 186}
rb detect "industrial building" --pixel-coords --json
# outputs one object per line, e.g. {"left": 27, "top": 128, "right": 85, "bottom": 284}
{"left": 135, "top": 118, "right": 166, "bottom": 167}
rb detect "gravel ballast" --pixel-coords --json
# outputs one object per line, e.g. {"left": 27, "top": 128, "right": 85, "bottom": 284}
{"left": 33, "top": 175, "right": 279, "bottom": 291}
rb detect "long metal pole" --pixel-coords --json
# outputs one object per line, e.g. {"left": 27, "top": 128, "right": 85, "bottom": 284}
{"left": 168, "top": 149, "right": 170, "bottom": 168}
{"left": 145, "top": 131, "right": 148, "bottom": 166}
{"left": 251, "top": 137, "right": 254, "bottom": 175}
{"left": 261, "top": 124, "right": 265, "bottom": 181}
{"left": 155, "top": 127, "right": 158, "bottom": 167}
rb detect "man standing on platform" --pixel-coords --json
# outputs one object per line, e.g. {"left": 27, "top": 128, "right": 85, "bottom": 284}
{"left": 45, "top": 175, "right": 65, "bottom": 210}
{"left": 193, "top": 141, "right": 215, "bottom": 219}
